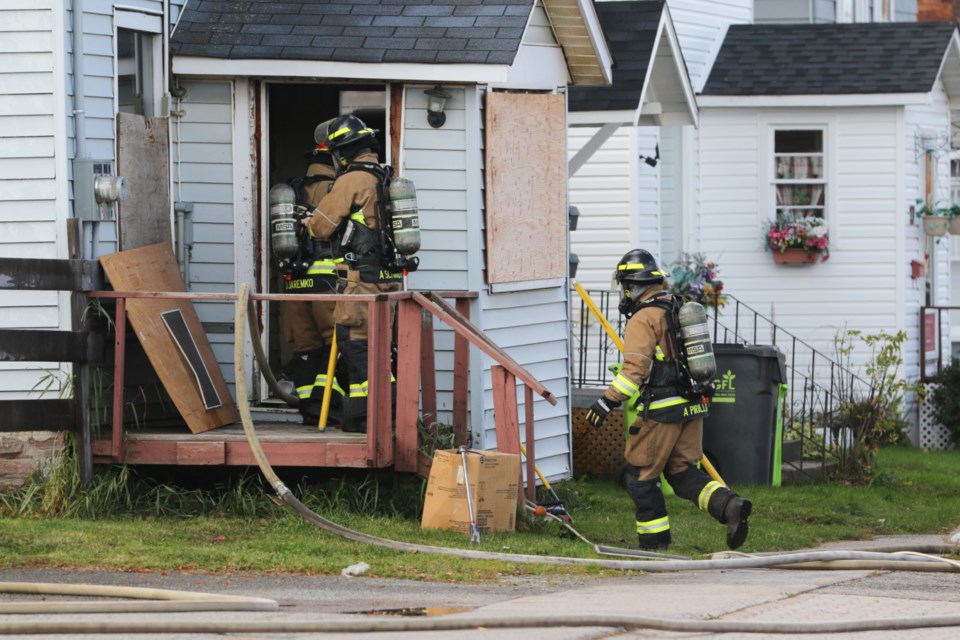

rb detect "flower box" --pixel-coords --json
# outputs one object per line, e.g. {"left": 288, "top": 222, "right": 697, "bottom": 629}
{"left": 766, "top": 213, "right": 829, "bottom": 263}
{"left": 771, "top": 248, "right": 818, "bottom": 265}
{"left": 923, "top": 216, "right": 949, "bottom": 237}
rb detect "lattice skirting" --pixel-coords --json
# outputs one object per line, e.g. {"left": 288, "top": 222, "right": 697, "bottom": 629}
{"left": 572, "top": 407, "right": 625, "bottom": 479}
{"left": 919, "top": 383, "right": 956, "bottom": 450}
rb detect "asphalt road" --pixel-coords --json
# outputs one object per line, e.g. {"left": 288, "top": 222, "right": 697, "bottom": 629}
{"left": 1, "top": 534, "right": 958, "bottom": 639}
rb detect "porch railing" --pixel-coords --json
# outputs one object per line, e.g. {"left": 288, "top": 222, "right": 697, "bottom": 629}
{"left": 571, "top": 288, "right": 867, "bottom": 479}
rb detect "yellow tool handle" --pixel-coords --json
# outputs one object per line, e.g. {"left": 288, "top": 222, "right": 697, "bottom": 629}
{"left": 518, "top": 442, "right": 552, "bottom": 492}
{"left": 574, "top": 281, "right": 624, "bottom": 352}
{"left": 573, "top": 281, "right": 727, "bottom": 488}
{"left": 318, "top": 333, "right": 338, "bottom": 431}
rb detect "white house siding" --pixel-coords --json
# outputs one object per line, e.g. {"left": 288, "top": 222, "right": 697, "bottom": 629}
{"left": 171, "top": 79, "right": 237, "bottom": 389}
{"left": 472, "top": 85, "right": 571, "bottom": 482}
{"left": 904, "top": 80, "right": 953, "bottom": 382}
{"left": 666, "top": 0, "right": 752, "bottom": 93}
{"left": 73, "top": 0, "right": 167, "bottom": 255}
{"left": 698, "top": 106, "right": 906, "bottom": 379}
{"left": 754, "top": 0, "right": 812, "bottom": 24}
{"left": 0, "top": 0, "right": 69, "bottom": 399}
{"left": 568, "top": 125, "right": 662, "bottom": 291}
{"left": 660, "top": 125, "right": 683, "bottom": 266}
{"left": 404, "top": 85, "right": 473, "bottom": 430}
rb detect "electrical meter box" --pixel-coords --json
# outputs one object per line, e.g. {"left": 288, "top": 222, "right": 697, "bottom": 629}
{"left": 73, "top": 159, "right": 117, "bottom": 220}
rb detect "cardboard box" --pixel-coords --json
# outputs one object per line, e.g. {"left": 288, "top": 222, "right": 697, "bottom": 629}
{"left": 421, "top": 449, "right": 520, "bottom": 534}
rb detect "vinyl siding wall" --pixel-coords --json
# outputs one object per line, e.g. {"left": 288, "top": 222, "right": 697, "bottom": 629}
{"left": 697, "top": 105, "right": 925, "bottom": 382}
{"left": 666, "top": 0, "right": 753, "bottom": 92}
{"left": 0, "top": 0, "right": 66, "bottom": 398}
{"left": 904, "top": 80, "right": 953, "bottom": 383}
{"left": 404, "top": 85, "right": 474, "bottom": 428}
{"left": 568, "top": 125, "right": 661, "bottom": 291}
{"left": 171, "top": 79, "right": 237, "bottom": 389}
{"left": 475, "top": 87, "right": 572, "bottom": 482}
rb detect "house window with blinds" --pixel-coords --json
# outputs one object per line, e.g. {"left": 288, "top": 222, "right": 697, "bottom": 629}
{"left": 774, "top": 130, "right": 825, "bottom": 220}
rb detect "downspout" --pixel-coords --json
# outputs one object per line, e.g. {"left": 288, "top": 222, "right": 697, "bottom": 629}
{"left": 72, "top": 0, "right": 87, "bottom": 160}
{"left": 72, "top": 0, "right": 95, "bottom": 258}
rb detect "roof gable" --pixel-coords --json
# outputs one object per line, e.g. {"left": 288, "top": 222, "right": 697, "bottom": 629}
{"left": 567, "top": 1, "right": 695, "bottom": 126}
{"left": 702, "top": 22, "right": 957, "bottom": 96}
{"left": 171, "top": 0, "right": 535, "bottom": 66}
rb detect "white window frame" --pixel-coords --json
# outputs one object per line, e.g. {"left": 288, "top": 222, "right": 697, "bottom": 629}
{"left": 114, "top": 9, "right": 163, "bottom": 118}
{"left": 771, "top": 127, "right": 828, "bottom": 220}
{"left": 838, "top": 0, "right": 893, "bottom": 23}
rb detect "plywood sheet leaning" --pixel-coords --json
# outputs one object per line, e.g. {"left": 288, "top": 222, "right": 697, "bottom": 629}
{"left": 99, "top": 243, "right": 239, "bottom": 433}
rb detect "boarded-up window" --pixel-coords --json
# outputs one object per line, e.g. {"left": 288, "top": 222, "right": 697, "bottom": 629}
{"left": 484, "top": 92, "right": 567, "bottom": 285}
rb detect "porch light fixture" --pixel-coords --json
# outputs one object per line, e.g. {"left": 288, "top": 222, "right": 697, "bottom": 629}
{"left": 424, "top": 85, "right": 451, "bottom": 128}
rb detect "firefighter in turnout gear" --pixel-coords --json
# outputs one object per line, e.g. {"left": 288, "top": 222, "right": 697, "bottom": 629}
{"left": 283, "top": 141, "right": 344, "bottom": 425}
{"left": 301, "top": 114, "right": 402, "bottom": 433}
{"left": 585, "top": 249, "right": 752, "bottom": 551}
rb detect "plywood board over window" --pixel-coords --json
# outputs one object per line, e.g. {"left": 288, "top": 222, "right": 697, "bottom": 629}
{"left": 117, "top": 113, "right": 172, "bottom": 250}
{"left": 484, "top": 92, "right": 567, "bottom": 286}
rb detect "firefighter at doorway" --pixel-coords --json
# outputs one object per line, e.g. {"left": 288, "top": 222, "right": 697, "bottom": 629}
{"left": 283, "top": 142, "right": 343, "bottom": 425}
{"left": 585, "top": 249, "right": 753, "bottom": 551}
{"left": 301, "top": 114, "right": 402, "bottom": 434}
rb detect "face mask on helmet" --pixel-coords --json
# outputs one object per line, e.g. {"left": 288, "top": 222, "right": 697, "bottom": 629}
{"left": 618, "top": 283, "right": 651, "bottom": 317}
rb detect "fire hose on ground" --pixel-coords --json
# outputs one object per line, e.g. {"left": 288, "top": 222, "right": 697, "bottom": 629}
{"left": 0, "top": 283, "right": 957, "bottom": 636}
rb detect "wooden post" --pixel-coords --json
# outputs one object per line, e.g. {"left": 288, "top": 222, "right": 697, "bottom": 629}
{"left": 453, "top": 297, "right": 470, "bottom": 447}
{"left": 394, "top": 299, "right": 421, "bottom": 472}
{"left": 68, "top": 218, "right": 93, "bottom": 485}
{"left": 419, "top": 308, "right": 437, "bottom": 428}
{"left": 111, "top": 298, "right": 127, "bottom": 463}
{"left": 367, "top": 296, "right": 393, "bottom": 468}
{"left": 524, "top": 385, "right": 535, "bottom": 502}
{"left": 491, "top": 365, "right": 522, "bottom": 505}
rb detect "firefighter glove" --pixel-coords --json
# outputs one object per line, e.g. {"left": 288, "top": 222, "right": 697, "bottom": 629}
{"left": 586, "top": 397, "right": 621, "bottom": 429}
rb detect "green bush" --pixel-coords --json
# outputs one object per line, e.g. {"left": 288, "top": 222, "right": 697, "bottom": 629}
{"left": 929, "top": 359, "right": 960, "bottom": 447}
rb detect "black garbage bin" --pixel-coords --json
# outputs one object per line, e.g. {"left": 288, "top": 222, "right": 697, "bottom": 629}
{"left": 703, "top": 343, "right": 787, "bottom": 486}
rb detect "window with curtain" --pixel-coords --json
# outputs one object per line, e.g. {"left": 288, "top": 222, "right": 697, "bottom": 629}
{"left": 774, "top": 129, "right": 825, "bottom": 220}
{"left": 118, "top": 28, "right": 155, "bottom": 117}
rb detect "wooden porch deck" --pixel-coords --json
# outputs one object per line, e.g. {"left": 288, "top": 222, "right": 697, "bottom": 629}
{"left": 89, "top": 413, "right": 377, "bottom": 468}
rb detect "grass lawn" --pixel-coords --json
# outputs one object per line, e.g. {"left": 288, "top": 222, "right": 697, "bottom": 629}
{"left": 0, "top": 447, "right": 957, "bottom": 582}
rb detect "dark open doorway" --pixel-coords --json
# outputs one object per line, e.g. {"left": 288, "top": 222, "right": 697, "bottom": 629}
{"left": 263, "top": 82, "right": 387, "bottom": 404}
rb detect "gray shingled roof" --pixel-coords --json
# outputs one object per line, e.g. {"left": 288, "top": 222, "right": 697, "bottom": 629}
{"left": 171, "top": 0, "right": 534, "bottom": 65}
{"left": 702, "top": 22, "right": 957, "bottom": 96}
{"left": 567, "top": 1, "right": 664, "bottom": 112}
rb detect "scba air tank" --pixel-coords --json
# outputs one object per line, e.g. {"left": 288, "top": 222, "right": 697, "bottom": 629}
{"left": 269, "top": 183, "right": 299, "bottom": 260}
{"left": 389, "top": 175, "right": 420, "bottom": 256}
{"left": 678, "top": 301, "right": 717, "bottom": 381}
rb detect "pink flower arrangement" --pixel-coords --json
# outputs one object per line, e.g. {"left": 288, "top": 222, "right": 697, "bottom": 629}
{"left": 766, "top": 214, "right": 829, "bottom": 263}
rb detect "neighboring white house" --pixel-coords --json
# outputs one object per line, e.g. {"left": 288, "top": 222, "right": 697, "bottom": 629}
{"left": 696, "top": 21, "right": 960, "bottom": 408}
{"left": 0, "top": 0, "right": 614, "bottom": 482}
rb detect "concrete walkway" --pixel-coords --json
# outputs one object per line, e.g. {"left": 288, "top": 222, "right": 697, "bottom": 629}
{"left": 0, "top": 534, "right": 958, "bottom": 639}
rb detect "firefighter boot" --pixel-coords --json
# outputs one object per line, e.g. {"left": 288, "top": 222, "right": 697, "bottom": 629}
{"left": 707, "top": 491, "right": 752, "bottom": 550}
{"left": 625, "top": 471, "right": 672, "bottom": 550}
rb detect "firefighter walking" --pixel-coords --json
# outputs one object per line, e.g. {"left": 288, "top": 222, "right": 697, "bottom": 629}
{"left": 301, "top": 114, "right": 403, "bottom": 433}
{"left": 585, "top": 249, "right": 752, "bottom": 551}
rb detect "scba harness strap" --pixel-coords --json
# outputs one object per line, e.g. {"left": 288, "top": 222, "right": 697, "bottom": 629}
{"left": 631, "top": 292, "right": 711, "bottom": 422}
